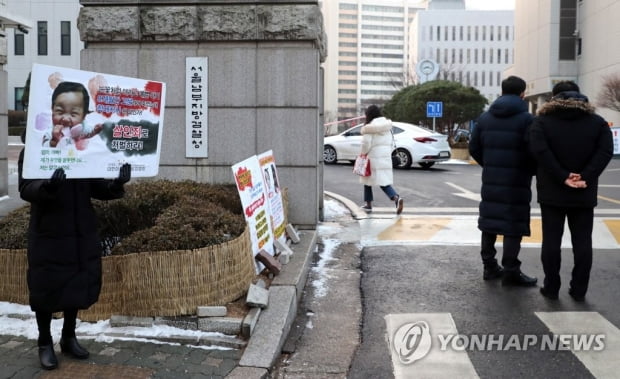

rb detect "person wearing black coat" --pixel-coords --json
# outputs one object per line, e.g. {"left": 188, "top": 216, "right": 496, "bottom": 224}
{"left": 529, "top": 81, "right": 613, "bottom": 302}
{"left": 18, "top": 131, "right": 131, "bottom": 370}
{"left": 469, "top": 75, "right": 538, "bottom": 287}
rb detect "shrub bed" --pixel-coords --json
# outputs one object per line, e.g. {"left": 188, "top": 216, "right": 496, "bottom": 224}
{"left": 0, "top": 180, "right": 246, "bottom": 255}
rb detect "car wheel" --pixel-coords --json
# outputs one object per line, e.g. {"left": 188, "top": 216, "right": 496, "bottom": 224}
{"left": 418, "top": 162, "right": 435, "bottom": 169}
{"left": 392, "top": 148, "right": 411, "bottom": 169}
{"left": 324, "top": 145, "right": 337, "bottom": 164}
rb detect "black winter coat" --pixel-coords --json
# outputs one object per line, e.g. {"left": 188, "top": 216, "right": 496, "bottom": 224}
{"left": 529, "top": 95, "right": 613, "bottom": 208}
{"left": 469, "top": 95, "right": 535, "bottom": 236}
{"left": 18, "top": 151, "right": 125, "bottom": 313}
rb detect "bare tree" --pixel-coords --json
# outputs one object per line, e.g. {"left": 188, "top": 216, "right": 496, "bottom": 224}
{"left": 597, "top": 73, "right": 620, "bottom": 112}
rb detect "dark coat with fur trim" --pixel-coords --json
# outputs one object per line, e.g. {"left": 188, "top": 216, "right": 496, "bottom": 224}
{"left": 469, "top": 94, "right": 535, "bottom": 236}
{"left": 18, "top": 150, "right": 125, "bottom": 313}
{"left": 529, "top": 93, "right": 613, "bottom": 208}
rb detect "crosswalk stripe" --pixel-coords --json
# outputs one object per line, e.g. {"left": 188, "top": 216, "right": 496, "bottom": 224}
{"left": 359, "top": 216, "right": 620, "bottom": 248}
{"left": 536, "top": 312, "right": 620, "bottom": 379}
{"left": 385, "top": 313, "right": 479, "bottom": 379}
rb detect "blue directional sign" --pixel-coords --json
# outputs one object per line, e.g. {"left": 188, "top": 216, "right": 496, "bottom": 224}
{"left": 426, "top": 101, "right": 443, "bottom": 118}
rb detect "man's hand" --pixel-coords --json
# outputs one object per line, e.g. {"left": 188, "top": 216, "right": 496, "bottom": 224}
{"left": 44, "top": 168, "right": 66, "bottom": 192}
{"left": 565, "top": 172, "right": 586, "bottom": 188}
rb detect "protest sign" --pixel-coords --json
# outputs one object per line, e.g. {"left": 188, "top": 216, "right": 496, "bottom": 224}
{"left": 258, "top": 150, "right": 286, "bottom": 245}
{"left": 22, "top": 64, "right": 166, "bottom": 179}
{"left": 232, "top": 155, "right": 276, "bottom": 271}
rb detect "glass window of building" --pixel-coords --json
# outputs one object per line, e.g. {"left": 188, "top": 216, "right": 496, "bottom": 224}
{"left": 490, "top": 25, "right": 494, "bottom": 41}
{"left": 61, "top": 21, "right": 71, "bottom": 56}
{"left": 475, "top": 26, "right": 479, "bottom": 40}
{"left": 482, "top": 49, "right": 486, "bottom": 64}
{"left": 481, "top": 71, "right": 485, "bottom": 86}
{"left": 459, "top": 26, "right": 463, "bottom": 40}
{"left": 14, "top": 88, "right": 25, "bottom": 111}
{"left": 498, "top": 26, "right": 502, "bottom": 41}
{"left": 14, "top": 32, "right": 25, "bottom": 55}
{"left": 437, "top": 26, "right": 441, "bottom": 41}
{"left": 38, "top": 21, "right": 48, "bottom": 56}
{"left": 482, "top": 26, "right": 486, "bottom": 41}
{"left": 340, "top": 3, "right": 357, "bottom": 10}
{"left": 474, "top": 49, "right": 478, "bottom": 64}
{"left": 505, "top": 49, "right": 510, "bottom": 63}
{"left": 559, "top": 0, "right": 577, "bottom": 60}
{"left": 489, "top": 48, "right": 493, "bottom": 63}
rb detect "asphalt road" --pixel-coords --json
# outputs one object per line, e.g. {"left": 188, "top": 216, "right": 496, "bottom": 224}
{"left": 323, "top": 159, "right": 620, "bottom": 213}
{"left": 273, "top": 160, "right": 620, "bottom": 379}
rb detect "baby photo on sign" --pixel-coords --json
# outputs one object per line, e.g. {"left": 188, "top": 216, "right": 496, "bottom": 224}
{"left": 22, "top": 64, "right": 167, "bottom": 179}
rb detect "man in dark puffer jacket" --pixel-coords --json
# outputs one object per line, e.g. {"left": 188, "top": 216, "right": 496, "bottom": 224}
{"left": 529, "top": 81, "right": 613, "bottom": 302}
{"left": 469, "top": 75, "right": 538, "bottom": 286}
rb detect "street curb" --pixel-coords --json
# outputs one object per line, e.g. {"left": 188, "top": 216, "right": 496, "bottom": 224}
{"left": 229, "top": 229, "right": 317, "bottom": 377}
{"left": 324, "top": 190, "right": 366, "bottom": 220}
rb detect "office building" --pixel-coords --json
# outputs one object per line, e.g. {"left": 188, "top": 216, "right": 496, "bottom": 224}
{"left": 321, "top": 0, "right": 426, "bottom": 124}
{"left": 410, "top": 0, "right": 514, "bottom": 104}
{"left": 509, "top": 0, "right": 620, "bottom": 126}
{"left": 4, "top": 0, "right": 82, "bottom": 111}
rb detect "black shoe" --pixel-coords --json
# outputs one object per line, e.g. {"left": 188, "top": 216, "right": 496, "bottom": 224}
{"left": 502, "top": 271, "right": 538, "bottom": 287}
{"left": 568, "top": 288, "right": 585, "bottom": 302}
{"left": 540, "top": 287, "right": 559, "bottom": 300}
{"left": 38, "top": 344, "right": 58, "bottom": 370}
{"left": 60, "top": 337, "right": 90, "bottom": 359}
{"left": 483, "top": 265, "right": 504, "bottom": 280}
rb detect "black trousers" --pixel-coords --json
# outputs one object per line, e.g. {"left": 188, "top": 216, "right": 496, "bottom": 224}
{"left": 540, "top": 204, "right": 593, "bottom": 296}
{"left": 480, "top": 231, "right": 522, "bottom": 273}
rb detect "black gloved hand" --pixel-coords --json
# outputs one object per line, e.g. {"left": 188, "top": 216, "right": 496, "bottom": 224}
{"left": 111, "top": 163, "right": 131, "bottom": 191}
{"left": 44, "top": 168, "right": 66, "bottom": 192}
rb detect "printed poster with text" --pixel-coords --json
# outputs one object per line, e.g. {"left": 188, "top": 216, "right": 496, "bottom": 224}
{"left": 232, "top": 155, "right": 275, "bottom": 271}
{"left": 22, "top": 64, "right": 166, "bottom": 179}
{"left": 258, "top": 150, "right": 286, "bottom": 245}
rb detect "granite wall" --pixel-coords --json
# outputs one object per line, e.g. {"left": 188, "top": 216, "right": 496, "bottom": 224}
{"left": 78, "top": 0, "right": 326, "bottom": 228}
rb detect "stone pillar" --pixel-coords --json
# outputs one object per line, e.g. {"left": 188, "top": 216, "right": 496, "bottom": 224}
{"left": 78, "top": 0, "right": 326, "bottom": 228}
{"left": 0, "top": 27, "right": 8, "bottom": 198}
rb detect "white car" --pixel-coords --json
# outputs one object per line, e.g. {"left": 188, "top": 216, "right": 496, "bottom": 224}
{"left": 323, "top": 121, "right": 451, "bottom": 169}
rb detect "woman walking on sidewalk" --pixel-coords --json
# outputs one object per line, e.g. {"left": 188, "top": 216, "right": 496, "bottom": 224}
{"left": 359, "top": 105, "right": 404, "bottom": 215}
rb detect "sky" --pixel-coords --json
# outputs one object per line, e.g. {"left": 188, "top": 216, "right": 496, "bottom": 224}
{"left": 465, "top": 0, "right": 514, "bottom": 10}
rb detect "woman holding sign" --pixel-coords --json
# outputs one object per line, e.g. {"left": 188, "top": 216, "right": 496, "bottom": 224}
{"left": 18, "top": 129, "right": 131, "bottom": 370}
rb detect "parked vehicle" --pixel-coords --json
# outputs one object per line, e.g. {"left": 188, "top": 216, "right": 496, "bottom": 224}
{"left": 323, "top": 122, "right": 451, "bottom": 169}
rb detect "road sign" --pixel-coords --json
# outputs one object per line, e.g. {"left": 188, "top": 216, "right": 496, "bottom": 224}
{"left": 426, "top": 101, "right": 443, "bottom": 118}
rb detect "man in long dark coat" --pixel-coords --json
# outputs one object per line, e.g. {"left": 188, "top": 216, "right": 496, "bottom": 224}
{"left": 469, "top": 75, "right": 537, "bottom": 286}
{"left": 529, "top": 81, "right": 613, "bottom": 301}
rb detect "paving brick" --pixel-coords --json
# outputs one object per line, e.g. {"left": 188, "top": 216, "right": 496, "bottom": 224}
{"left": 197, "top": 306, "right": 228, "bottom": 317}
{"left": 246, "top": 284, "right": 269, "bottom": 309}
